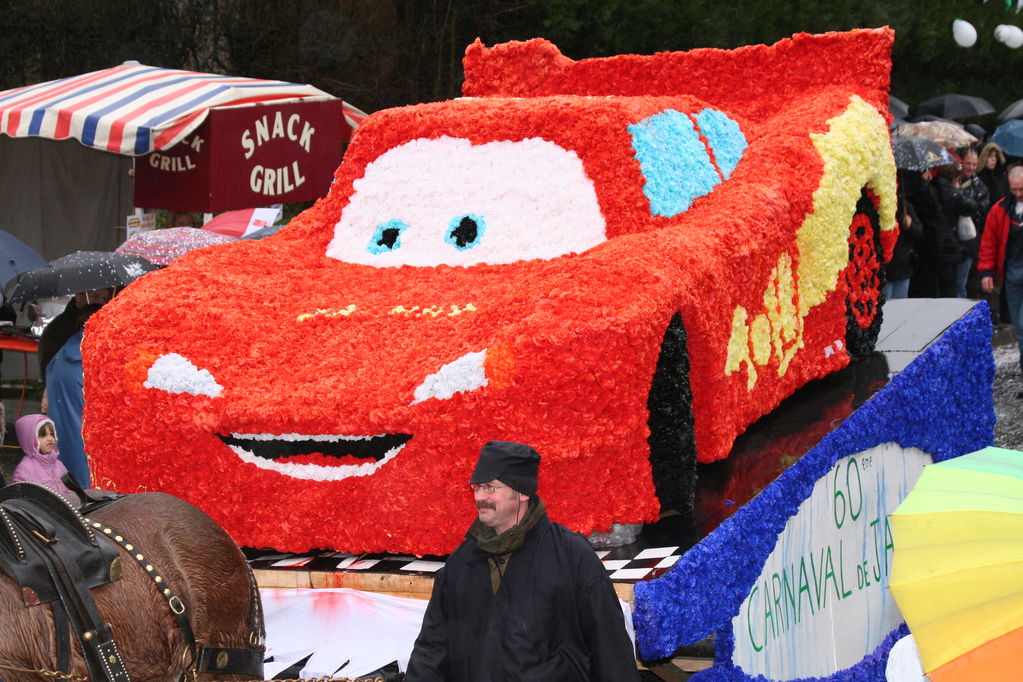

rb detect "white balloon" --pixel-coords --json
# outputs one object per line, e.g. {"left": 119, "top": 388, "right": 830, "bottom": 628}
{"left": 995, "top": 24, "right": 1023, "bottom": 48}
{"left": 953, "top": 19, "right": 977, "bottom": 48}
{"left": 1008, "top": 26, "right": 1023, "bottom": 48}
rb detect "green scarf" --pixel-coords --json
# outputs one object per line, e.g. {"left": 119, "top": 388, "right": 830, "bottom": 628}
{"left": 468, "top": 497, "right": 546, "bottom": 594}
{"left": 468, "top": 496, "right": 546, "bottom": 555}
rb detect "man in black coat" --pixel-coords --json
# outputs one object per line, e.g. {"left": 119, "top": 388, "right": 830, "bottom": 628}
{"left": 406, "top": 441, "right": 640, "bottom": 681}
{"left": 906, "top": 168, "right": 961, "bottom": 298}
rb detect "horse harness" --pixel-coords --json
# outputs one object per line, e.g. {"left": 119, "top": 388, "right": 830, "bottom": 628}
{"left": 0, "top": 483, "right": 265, "bottom": 681}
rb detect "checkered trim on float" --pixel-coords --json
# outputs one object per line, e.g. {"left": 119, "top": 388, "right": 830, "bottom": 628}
{"left": 596, "top": 545, "right": 682, "bottom": 581}
{"left": 246, "top": 545, "right": 684, "bottom": 582}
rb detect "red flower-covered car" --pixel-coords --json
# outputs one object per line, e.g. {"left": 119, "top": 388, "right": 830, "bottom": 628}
{"left": 83, "top": 29, "right": 897, "bottom": 555}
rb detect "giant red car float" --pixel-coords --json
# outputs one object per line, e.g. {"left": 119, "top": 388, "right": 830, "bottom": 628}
{"left": 84, "top": 28, "right": 897, "bottom": 555}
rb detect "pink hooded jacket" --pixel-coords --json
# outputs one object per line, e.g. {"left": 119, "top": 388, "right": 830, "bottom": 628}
{"left": 11, "top": 414, "right": 73, "bottom": 495}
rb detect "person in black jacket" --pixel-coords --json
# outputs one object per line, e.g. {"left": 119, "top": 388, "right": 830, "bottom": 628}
{"left": 907, "top": 167, "right": 960, "bottom": 298}
{"left": 37, "top": 297, "right": 80, "bottom": 376}
{"left": 406, "top": 441, "right": 639, "bottom": 681}
{"left": 886, "top": 172, "right": 923, "bottom": 299}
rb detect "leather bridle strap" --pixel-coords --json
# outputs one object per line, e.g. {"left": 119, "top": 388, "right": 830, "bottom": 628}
{"left": 243, "top": 558, "right": 266, "bottom": 649}
{"left": 86, "top": 519, "right": 199, "bottom": 665}
{"left": 52, "top": 601, "right": 71, "bottom": 673}
{"left": 20, "top": 520, "right": 130, "bottom": 682}
{"left": 195, "top": 645, "right": 266, "bottom": 675}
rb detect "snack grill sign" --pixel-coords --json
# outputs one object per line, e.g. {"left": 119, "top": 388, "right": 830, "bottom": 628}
{"left": 135, "top": 99, "right": 346, "bottom": 212}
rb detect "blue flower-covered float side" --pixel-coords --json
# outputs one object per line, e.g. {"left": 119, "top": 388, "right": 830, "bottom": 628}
{"left": 633, "top": 302, "right": 995, "bottom": 680}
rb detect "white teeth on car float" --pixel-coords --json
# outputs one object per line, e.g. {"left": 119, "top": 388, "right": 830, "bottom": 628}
{"left": 229, "top": 433, "right": 381, "bottom": 441}
{"left": 224, "top": 434, "right": 408, "bottom": 482}
{"left": 143, "top": 353, "right": 223, "bottom": 397}
{"left": 411, "top": 349, "right": 488, "bottom": 405}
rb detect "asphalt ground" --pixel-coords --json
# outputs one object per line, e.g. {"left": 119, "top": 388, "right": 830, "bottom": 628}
{"left": 993, "top": 327, "right": 1023, "bottom": 450}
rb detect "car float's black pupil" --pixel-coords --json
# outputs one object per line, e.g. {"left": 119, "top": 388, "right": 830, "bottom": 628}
{"left": 378, "top": 227, "right": 400, "bottom": 249}
{"left": 451, "top": 216, "right": 478, "bottom": 247}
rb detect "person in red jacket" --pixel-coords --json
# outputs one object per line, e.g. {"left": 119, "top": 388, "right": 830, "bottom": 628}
{"left": 979, "top": 165, "right": 1023, "bottom": 391}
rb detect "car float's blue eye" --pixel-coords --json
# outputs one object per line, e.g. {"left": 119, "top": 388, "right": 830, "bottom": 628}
{"left": 368, "top": 219, "right": 408, "bottom": 254}
{"left": 446, "top": 214, "right": 485, "bottom": 250}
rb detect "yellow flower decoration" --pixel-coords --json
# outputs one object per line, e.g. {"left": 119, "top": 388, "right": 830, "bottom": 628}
{"left": 725, "top": 96, "right": 896, "bottom": 391}
{"left": 797, "top": 96, "right": 896, "bottom": 317}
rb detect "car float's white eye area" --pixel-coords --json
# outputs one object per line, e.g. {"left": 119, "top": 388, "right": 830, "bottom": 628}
{"left": 411, "top": 350, "right": 487, "bottom": 405}
{"left": 143, "top": 353, "right": 223, "bottom": 397}
{"left": 327, "top": 136, "right": 607, "bottom": 267}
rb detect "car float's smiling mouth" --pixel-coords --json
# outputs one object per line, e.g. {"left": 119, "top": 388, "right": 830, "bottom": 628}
{"left": 219, "top": 433, "right": 412, "bottom": 481}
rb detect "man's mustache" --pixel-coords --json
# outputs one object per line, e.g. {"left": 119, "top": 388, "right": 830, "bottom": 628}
{"left": 476, "top": 501, "right": 496, "bottom": 511}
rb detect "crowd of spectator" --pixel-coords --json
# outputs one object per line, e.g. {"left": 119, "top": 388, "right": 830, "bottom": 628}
{"left": 892, "top": 138, "right": 1010, "bottom": 321}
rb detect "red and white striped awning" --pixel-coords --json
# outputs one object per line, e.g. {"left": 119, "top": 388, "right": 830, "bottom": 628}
{"left": 0, "top": 62, "right": 367, "bottom": 156}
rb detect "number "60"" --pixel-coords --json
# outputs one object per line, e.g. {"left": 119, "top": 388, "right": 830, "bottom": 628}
{"left": 833, "top": 458, "right": 863, "bottom": 529}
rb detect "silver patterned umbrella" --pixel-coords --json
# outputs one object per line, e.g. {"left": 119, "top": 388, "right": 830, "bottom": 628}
{"left": 891, "top": 135, "right": 954, "bottom": 171}
{"left": 116, "top": 227, "right": 235, "bottom": 265}
{"left": 8, "top": 251, "right": 159, "bottom": 302}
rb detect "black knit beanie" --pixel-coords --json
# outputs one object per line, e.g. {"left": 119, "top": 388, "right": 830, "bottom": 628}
{"left": 469, "top": 441, "right": 541, "bottom": 496}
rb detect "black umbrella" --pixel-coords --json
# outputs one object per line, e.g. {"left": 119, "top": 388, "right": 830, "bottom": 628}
{"left": 964, "top": 123, "right": 987, "bottom": 140}
{"left": 889, "top": 94, "right": 910, "bottom": 120}
{"left": 891, "top": 134, "right": 954, "bottom": 171}
{"left": 998, "top": 98, "right": 1023, "bottom": 122}
{"left": 914, "top": 93, "right": 995, "bottom": 120}
{"left": 8, "top": 251, "right": 159, "bottom": 302}
{"left": 0, "top": 229, "right": 47, "bottom": 284}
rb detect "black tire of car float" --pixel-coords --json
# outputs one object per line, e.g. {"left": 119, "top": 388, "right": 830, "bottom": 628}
{"left": 844, "top": 187, "right": 886, "bottom": 358}
{"left": 646, "top": 312, "right": 698, "bottom": 514}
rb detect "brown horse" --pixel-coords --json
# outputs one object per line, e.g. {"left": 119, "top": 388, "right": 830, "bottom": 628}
{"left": 0, "top": 490, "right": 264, "bottom": 681}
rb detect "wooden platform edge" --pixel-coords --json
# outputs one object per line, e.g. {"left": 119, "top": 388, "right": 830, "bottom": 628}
{"left": 253, "top": 567, "right": 435, "bottom": 599}
{"left": 254, "top": 567, "right": 637, "bottom": 603}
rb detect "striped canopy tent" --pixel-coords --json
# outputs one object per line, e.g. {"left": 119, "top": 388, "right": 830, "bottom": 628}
{"left": 0, "top": 63, "right": 367, "bottom": 259}
{"left": 0, "top": 62, "right": 366, "bottom": 156}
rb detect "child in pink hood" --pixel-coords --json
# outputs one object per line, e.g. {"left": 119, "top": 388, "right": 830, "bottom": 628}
{"left": 11, "top": 414, "right": 74, "bottom": 496}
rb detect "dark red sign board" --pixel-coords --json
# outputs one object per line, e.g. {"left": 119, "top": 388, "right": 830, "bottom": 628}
{"left": 134, "top": 99, "right": 347, "bottom": 212}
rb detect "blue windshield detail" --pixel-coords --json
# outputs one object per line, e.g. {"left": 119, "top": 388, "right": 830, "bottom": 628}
{"left": 696, "top": 109, "right": 747, "bottom": 180}
{"left": 629, "top": 110, "right": 720, "bottom": 217}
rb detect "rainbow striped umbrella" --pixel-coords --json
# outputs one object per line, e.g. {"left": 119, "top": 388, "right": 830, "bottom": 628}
{"left": 889, "top": 447, "right": 1023, "bottom": 682}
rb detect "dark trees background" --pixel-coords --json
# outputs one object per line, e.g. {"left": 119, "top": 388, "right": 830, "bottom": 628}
{"left": 2, "top": 0, "right": 1022, "bottom": 122}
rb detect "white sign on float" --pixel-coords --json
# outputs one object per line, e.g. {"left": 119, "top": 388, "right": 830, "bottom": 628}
{"left": 730, "top": 443, "right": 933, "bottom": 680}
